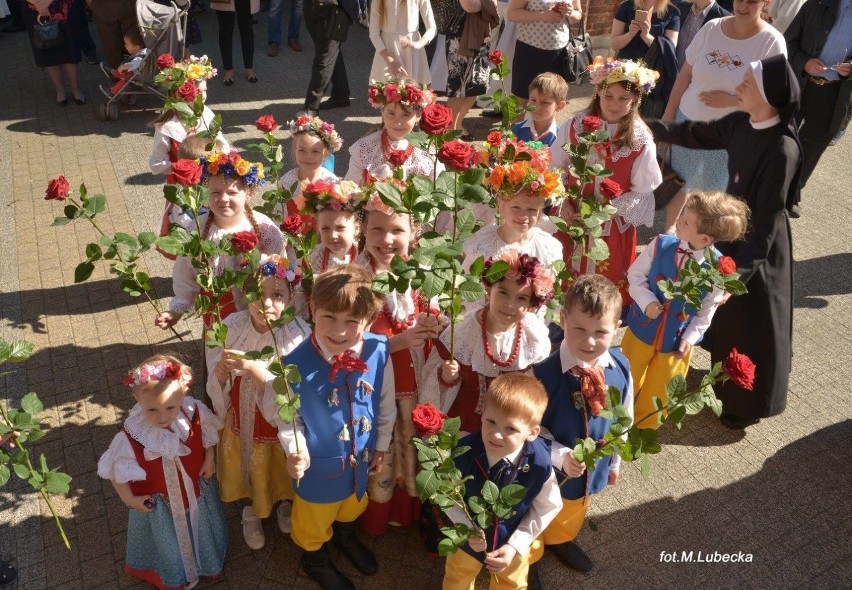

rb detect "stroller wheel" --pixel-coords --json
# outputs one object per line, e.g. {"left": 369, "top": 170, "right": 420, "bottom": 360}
{"left": 120, "top": 94, "right": 137, "bottom": 106}
{"left": 97, "top": 103, "right": 110, "bottom": 121}
{"left": 98, "top": 102, "right": 120, "bottom": 121}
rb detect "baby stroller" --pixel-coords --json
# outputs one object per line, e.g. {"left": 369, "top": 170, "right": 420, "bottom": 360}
{"left": 97, "top": 0, "right": 190, "bottom": 121}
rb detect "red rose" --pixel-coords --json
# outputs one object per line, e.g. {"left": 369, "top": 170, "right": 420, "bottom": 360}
{"left": 582, "top": 115, "right": 603, "bottom": 132}
{"left": 486, "top": 131, "right": 503, "bottom": 146}
{"left": 304, "top": 179, "right": 335, "bottom": 196}
{"left": 420, "top": 104, "right": 453, "bottom": 136}
{"left": 164, "top": 362, "right": 181, "bottom": 380}
{"left": 255, "top": 114, "right": 278, "bottom": 133}
{"left": 170, "top": 159, "right": 202, "bottom": 187}
{"left": 488, "top": 50, "right": 504, "bottom": 66}
{"left": 718, "top": 256, "right": 737, "bottom": 275}
{"left": 230, "top": 231, "right": 259, "bottom": 253}
{"left": 175, "top": 80, "right": 198, "bottom": 102}
{"left": 122, "top": 373, "right": 135, "bottom": 387}
{"left": 438, "top": 139, "right": 477, "bottom": 172}
{"left": 156, "top": 53, "right": 175, "bottom": 69}
{"left": 383, "top": 83, "right": 401, "bottom": 102}
{"left": 45, "top": 176, "right": 70, "bottom": 201}
{"left": 411, "top": 403, "right": 446, "bottom": 437}
{"left": 599, "top": 178, "right": 624, "bottom": 199}
{"left": 722, "top": 348, "right": 756, "bottom": 391}
{"left": 281, "top": 214, "right": 305, "bottom": 236}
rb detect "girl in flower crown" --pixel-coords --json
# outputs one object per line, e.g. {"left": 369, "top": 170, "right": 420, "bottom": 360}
{"left": 552, "top": 56, "right": 662, "bottom": 307}
{"left": 276, "top": 115, "right": 343, "bottom": 218}
{"left": 155, "top": 150, "right": 284, "bottom": 331}
{"left": 463, "top": 138, "right": 564, "bottom": 272}
{"left": 345, "top": 78, "right": 441, "bottom": 183}
{"left": 420, "top": 249, "right": 554, "bottom": 434}
{"left": 149, "top": 55, "right": 227, "bottom": 183}
{"left": 207, "top": 253, "right": 311, "bottom": 549}
{"left": 298, "top": 178, "right": 362, "bottom": 274}
{"left": 97, "top": 354, "right": 227, "bottom": 589}
{"left": 356, "top": 189, "right": 442, "bottom": 535}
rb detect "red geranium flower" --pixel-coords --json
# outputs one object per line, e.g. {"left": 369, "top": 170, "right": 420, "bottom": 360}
{"left": 411, "top": 403, "right": 446, "bottom": 437}
{"left": 255, "top": 115, "right": 278, "bottom": 133}
{"left": 45, "top": 176, "right": 70, "bottom": 201}
{"left": 722, "top": 348, "right": 756, "bottom": 391}
{"left": 718, "top": 256, "right": 737, "bottom": 275}
{"left": 230, "top": 231, "right": 259, "bottom": 253}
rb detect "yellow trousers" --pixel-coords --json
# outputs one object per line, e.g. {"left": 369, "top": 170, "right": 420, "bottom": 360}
{"left": 529, "top": 497, "right": 589, "bottom": 564}
{"left": 291, "top": 493, "right": 368, "bottom": 551}
{"left": 621, "top": 328, "right": 693, "bottom": 429}
{"left": 443, "top": 546, "right": 531, "bottom": 590}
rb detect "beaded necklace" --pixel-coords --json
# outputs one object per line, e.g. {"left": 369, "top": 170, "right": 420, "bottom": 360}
{"left": 381, "top": 129, "right": 414, "bottom": 166}
{"left": 480, "top": 307, "right": 523, "bottom": 368}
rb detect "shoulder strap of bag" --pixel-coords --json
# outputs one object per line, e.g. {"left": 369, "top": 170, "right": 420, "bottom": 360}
{"left": 568, "top": 0, "right": 591, "bottom": 43}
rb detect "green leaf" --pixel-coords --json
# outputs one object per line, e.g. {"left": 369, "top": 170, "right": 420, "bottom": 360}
{"left": 85, "top": 194, "right": 106, "bottom": 216}
{"left": 483, "top": 260, "right": 510, "bottom": 283}
{"left": 85, "top": 243, "right": 103, "bottom": 261}
{"left": 499, "top": 484, "right": 526, "bottom": 506}
{"left": 468, "top": 495, "right": 487, "bottom": 514}
{"left": 665, "top": 375, "right": 687, "bottom": 401}
{"left": 415, "top": 469, "right": 441, "bottom": 500}
{"left": 480, "top": 480, "right": 499, "bottom": 504}
{"left": 51, "top": 216, "right": 72, "bottom": 227}
{"left": 74, "top": 262, "right": 95, "bottom": 283}
{"left": 457, "top": 280, "right": 485, "bottom": 302}
{"left": 44, "top": 470, "right": 72, "bottom": 494}
{"left": 0, "top": 339, "right": 34, "bottom": 364}
{"left": 438, "top": 538, "right": 458, "bottom": 557}
{"left": 20, "top": 392, "right": 43, "bottom": 415}
{"left": 0, "top": 464, "right": 9, "bottom": 488}
{"left": 13, "top": 463, "right": 29, "bottom": 480}
{"left": 475, "top": 511, "right": 492, "bottom": 529}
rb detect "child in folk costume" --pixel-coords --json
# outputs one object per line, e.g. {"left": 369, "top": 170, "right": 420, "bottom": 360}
{"left": 276, "top": 115, "right": 342, "bottom": 218}
{"left": 356, "top": 190, "right": 442, "bottom": 535}
{"left": 623, "top": 191, "right": 749, "bottom": 428}
{"left": 420, "top": 250, "right": 555, "bottom": 435}
{"left": 297, "top": 178, "right": 362, "bottom": 275}
{"left": 98, "top": 355, "right": 227, "bottom": 589}
{"left": 345, "top": 78, "right": 441, "bottom": 183}
{"left": 155, "top": 150, "right": 283, "bottom": 331}
{"left": 463, "top": 137, "right": 565, "bottom": 270}
{"left": 368, "top": 0, "right": 436, "bottom": 85}
{"left": 531, "top": 275, "right": 633, "bottom": 574}
{"left": 551, "top": 57, "right": 662, "bottom": 305}
{"left": 206, "top": 254, "right": 312, "bottom": 549}
{"left": 263, "top": 265, "right": 396, "bottom": 590}
{"left": 511, "top": 72, "right": 568, "bottom": 147}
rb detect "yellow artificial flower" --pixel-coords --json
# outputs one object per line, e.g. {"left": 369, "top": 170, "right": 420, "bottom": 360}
{"left": 234, "top": 160, "right": 251, "bottom": 176}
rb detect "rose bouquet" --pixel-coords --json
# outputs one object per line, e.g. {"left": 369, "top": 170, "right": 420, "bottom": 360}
{"left": 656, "top": 249, "right": 747, "bottom": 312}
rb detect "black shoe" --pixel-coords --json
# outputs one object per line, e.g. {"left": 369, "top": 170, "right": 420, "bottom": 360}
{"left": 549, "top": 541, "right": 593, "bottom": 572}
{"left": 527, "top": 562, "right": 544, "bottom": 590}
{"left": 720, "top": 413, "right": 760, "bottom": 429}
{"left": 319, "top": 97, "right": 351, "bottom": 110}
{"left": 332, "top": 521, "right": 378, "bottom": 575}
{"left": 98, "top": 61, "right": 116, "bottom": 79}
{"left": 301, "top": 545, "right": 355, "bottom": 590}
{"left": 0, "top": 559, "right": 17, "bottom": 587}
{"left": 788, "top": 204, "right": 801, "bottom": 219}
{"left": 57, "top": 98, "right": 68, "bottom": 107}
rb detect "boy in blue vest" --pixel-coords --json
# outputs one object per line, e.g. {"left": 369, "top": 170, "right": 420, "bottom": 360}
{"left": 531, "top": 274, "right": 633, "bottom": 574}
{"left": 443, "top": 373, "right": 562, "bottom": 590}
{"left": 268, "top": 264, "right": 397, "bottom": 590}
{"left": 622, "top": 191, "right": 749, "bottom": 428}
{"left": 511, "top": 72, "right": 568, "bottom": 148}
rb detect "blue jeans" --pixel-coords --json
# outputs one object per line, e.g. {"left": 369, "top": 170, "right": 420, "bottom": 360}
{"left": 268, "top": 0, "right": 303, "bottom": 44}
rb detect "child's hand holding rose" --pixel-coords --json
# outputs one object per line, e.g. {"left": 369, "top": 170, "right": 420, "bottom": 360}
{"left": 287, "top": 450, "right": 309, "bottom": 479}
{"left": 562, "top": 450, "right": 587, "bottom": 478}
{"left": 468, "top": 529, "right": 487, "bottom": 553}
{"left": 485, "top": 544, "right": 518, "bottom": 572}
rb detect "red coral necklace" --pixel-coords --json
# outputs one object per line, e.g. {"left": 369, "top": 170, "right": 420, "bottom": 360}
{"left": 480, "top": 307, "right": 523, "bottom": 368}
{"left": 381, "top": 130, "right": 414, "bottom": 166}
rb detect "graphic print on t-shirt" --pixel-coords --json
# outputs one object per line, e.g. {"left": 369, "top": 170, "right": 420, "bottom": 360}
{"left": 705, "top": 50, "right": 744, "bottom": 70}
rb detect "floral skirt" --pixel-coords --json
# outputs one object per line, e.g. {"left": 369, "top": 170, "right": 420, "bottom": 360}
{"left": 218, "top": 411, "right": 293, "bottom": 518}
{"left": 125, "top": 478, "right": 228, "bottom": 589}
{"left": 444, "top": 36, "right": 492, "bottom": 98}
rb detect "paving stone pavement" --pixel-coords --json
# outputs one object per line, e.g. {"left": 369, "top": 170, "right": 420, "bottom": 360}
{"left": 1, "top": 13, "right": 850, "bottom": 590}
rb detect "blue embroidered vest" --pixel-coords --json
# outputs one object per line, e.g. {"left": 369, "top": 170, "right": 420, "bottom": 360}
{"left": 285, "top": 333, "right": 388, "bottom": 503}
{"left": 626, "top": 235, "right": 720, "bottom": 353}
{"left": 534, "top": 348, "right": 631, "bottom": 500}
{"left": 511, "top": 121, "right": 557, "bottom": 146}
{"left": 455, "top": 433, "right": 552, "bottom": 561}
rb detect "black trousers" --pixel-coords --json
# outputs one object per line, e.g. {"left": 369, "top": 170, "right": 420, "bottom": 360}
{"left": 303, "top": 2, "right": 349, "bottom": 112}
{"left": 217, "top": 0, "right": 255, "bottom": 70}
{"left": 798, "top": 79, "right": 844, "bottom": 188}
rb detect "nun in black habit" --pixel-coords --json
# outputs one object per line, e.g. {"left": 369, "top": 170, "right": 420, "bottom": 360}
{"left": 649, "top": 54, "right": 801, "bottom": 428}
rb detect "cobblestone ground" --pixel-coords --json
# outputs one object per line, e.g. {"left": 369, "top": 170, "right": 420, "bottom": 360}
{"left": 0, "top": 13, "right": 850, "bottom": 590}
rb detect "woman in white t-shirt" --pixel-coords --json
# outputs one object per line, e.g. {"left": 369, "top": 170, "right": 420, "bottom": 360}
{"left": 660, "top": 0, "right": 785, "bottom": 232}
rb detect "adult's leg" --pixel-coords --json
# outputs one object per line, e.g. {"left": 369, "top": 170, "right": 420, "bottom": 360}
{"left": 663, "top": 190, "right": 687, "bottom": 235}
{"left": 62, "top": 63, "right": 83, "bottom": 100}
{"left": 90, "top": 0, "right": 125, "bottom": 68}
{"left": 217, "top": 9, "right": 236, "bottom": 72}
{"left": 267, "top": 0, "right": 284, "bottom": 46}
{"left": 303, "top": 8, "right": 342, "bottom": 112}
{"left": 116, "top": 0, "right": 143, "bottom": 53}
{"left": 233, "top": 0, "right": 255, "bottom": 70}
{"left": 328, "top": 49, "right": 349, "bottom": 102}
{"left": 446, "top": 96, "right": 477, "bottom": 130}
{"left": 798, "top": 81, "right": 841, "bottom": 188}
{"left": 74, "top": 0, "right": 98, "bottom": 60}
{"left": 287, "top": 0, "right": 303, "bottom": 41}
{"left": 46, "top": 65, "right": 67, "bottom": 101}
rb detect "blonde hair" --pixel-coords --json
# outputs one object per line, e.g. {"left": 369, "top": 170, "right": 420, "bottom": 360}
{"left": 683, "top": 192, "right": 750, "bottom": 242}
{"left": 588, "top": 81, "right": 644, "bottom": 151}
{"left": 529, "top": 72, "right": 569, "bottom": 103}
{"left": 633, "top": 0, "right": 671, "bottom": 19}
{"left": 310, "top": 264, "right": 383, "bottom": 322}
{"left": 130, "top": 353, "right": 192, "bottom": 397}
{"left": 483, "top": 373, "right": 548, "bottom": 427}
{"left": 177, "top": 134, "right": 223, "bottom": 160}
{"left": 563, "top": 274, "right": 622, "bottom": 321}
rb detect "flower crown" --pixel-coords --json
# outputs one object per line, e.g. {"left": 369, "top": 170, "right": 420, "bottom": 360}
{"left": 587, "top": 56, "right": 659, "bottom": 94}
{"left": 289, "top": 115, "right": 344, "bottom": 153}
{"left": 367, "top": 77, "right": 436, "bottom": 111}
{"left": 123, "top": 361, "right": 192, "bottom": 388}
{"left": 199, "top": 150, "right": 265, "bottom": 187}
{"left": 155, "top": 54, "right": 217, "bottom": 89}
{"left": 362, "top": 177, "right": 409, "bottom": 217}
{"left": 257, "top": 253, "right": 303, "bottom": 286}
{"left": 485, "top": 138, "right": 565, "bottom": 202}
{"left": 482, "top": 250, "right": 556, "bottom": 310}
{"left": 299, "top": 178, "right": 361, "bottom": 214}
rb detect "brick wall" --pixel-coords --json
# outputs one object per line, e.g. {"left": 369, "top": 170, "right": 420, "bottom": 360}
{"left": 583, "top": 0, "right": 621, "bottom": 36}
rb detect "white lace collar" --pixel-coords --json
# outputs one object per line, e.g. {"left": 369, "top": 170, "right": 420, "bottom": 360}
{"left": 123, "top": 397, "right": 201, "bottom": 459}
{"left": 750, "top": 115, "right": 781, "bottom": 130}
{"left": 571, "top": 111, "right": 653, "bottom": 162}
{"left": 440, "top": 309, "right": 551, "bottom": 377}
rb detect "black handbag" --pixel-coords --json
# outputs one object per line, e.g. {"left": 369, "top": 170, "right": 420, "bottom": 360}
{"left": 325, "top": 6, "right": 350, "bottom": 42}
{"left": 32, "top": 15, "right": 66, "bottom": 50}
{"left": 654, "top": 145, "right": 684, "bottom": 210}
{"left": 561, "top": 23, "right": 592, "bottom": 84}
